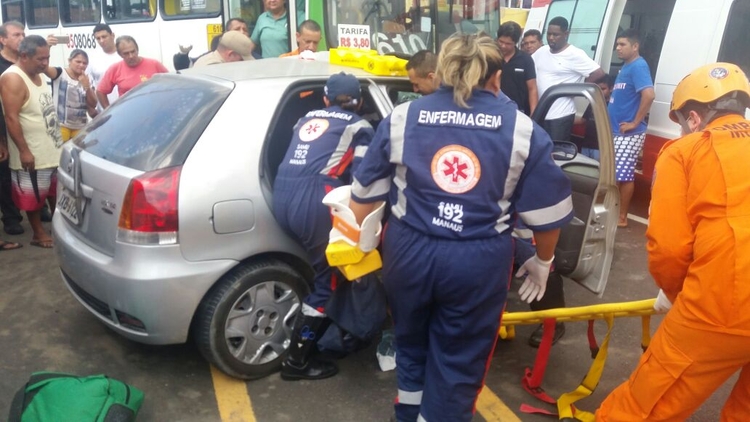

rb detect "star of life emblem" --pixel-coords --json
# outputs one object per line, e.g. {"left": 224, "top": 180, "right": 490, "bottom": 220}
{"left": 430, "top": 145, "right": 481, "bottom": 194}
{"left": 298, "top": 118, "right": 330, "bottom": 142}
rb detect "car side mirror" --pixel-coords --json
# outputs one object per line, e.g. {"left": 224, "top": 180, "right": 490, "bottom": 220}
{"left": 552, "top": 141, "right": 578, "bottom": 161}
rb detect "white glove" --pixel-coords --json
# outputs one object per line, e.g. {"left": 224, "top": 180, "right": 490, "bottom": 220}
{"left": 516, "top": 254, "right": 553, "bottom": 303}
{"left": 179, "top": 44, "right": 193, "bottom": 54}
{"left": 653, "top": 289, "right": 672, "bottom": 313}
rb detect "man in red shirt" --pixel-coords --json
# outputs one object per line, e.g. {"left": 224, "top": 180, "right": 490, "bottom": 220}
{"left": 96, "top": 35, "right": 167, "bottom": 109}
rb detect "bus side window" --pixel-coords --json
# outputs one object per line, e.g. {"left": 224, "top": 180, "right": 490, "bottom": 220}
{"left": 104, "top": 0, "right": 156, "bottom": 21}
{"left": 544, "top": 0, "right": 608, "bottom": 60}
{"left": 718, "top": 0, "right": 750, "bottom": 76}
{"left": 227, "top": 0, "right": 263, "bottom": 33}
{"left": 26, "top": 0, "right": 59, "bottom": 28}
{"left": 1, "top": 0, "right": 24, "bottom": 24}
{"left": 162, "top": 0, "right": 221, "bottom": 18}
{"left": 60, "top": 0, "right": 100, "bottom": 25}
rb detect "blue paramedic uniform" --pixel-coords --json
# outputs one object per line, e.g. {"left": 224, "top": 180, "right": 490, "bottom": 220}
{"left": 273, "top": 106, "right": 374, "bottom": 311}
{"left": 352, "top": 87, "right": 574, "bottom": 422}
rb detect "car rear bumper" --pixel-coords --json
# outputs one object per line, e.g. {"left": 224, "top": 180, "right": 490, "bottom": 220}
{"left": 53, "top": 213, "right": 237, "bottom": 345}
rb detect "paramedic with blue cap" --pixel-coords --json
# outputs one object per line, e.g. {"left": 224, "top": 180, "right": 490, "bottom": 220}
{"left": 347, "top": 34, "right": 574, "bottom": 422}
{"left": 273, "top": 72, "right": 374, "bottom": 381}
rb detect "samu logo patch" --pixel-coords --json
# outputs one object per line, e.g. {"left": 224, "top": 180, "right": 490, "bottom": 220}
{"left": 430, "top": 145, "right": 481, "bottom": 194}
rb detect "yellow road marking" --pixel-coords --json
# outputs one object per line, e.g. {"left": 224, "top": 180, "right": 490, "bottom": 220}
{"left": 476, "top": 385, "right": 522, "bottom": 422}
{"left": 210, "top": 365, "right": 257, "bottom": 422}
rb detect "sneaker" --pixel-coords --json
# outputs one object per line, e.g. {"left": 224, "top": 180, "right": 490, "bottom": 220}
{"left": 528, "top": 322, "right": 566, "bottom": 348}
{"left": 3, "top": 222, "right": 24, "bottom": 235}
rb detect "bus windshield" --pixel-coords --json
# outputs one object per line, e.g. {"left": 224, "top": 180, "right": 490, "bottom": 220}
{"left": 323, "top": 0, "right": 501, "bottom": 55}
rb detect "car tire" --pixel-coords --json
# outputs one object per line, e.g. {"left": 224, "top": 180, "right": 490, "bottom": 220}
{"left": 194, "top": 259, "right": 309, "bottom": 380}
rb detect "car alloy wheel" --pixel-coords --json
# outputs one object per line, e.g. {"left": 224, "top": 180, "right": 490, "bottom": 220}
{"left": 195, "top": 259, "right": 309, "bottom": 379}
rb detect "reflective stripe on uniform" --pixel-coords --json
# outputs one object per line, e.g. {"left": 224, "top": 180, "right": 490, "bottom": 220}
{"left": 417, "top": 414, "right": 428, "bottom": 422}
{"left": 352, "top": 177, "right": 390, "bottom": 199}
{"left": 321, "top": 119, "right": 373, "bottom": 176}
{"left": 354, "top": 145, "right": 368, "bottom": 158}
{"left": 390, "top": 103, "right": 410, "bottom": 218}
{"left": 519, "top": 196, "right": 574, "bottom": 227}
{"left": 398, "top": 389, "right": 423, "bottom": 405}
{"left": 495, "top": 111, "right": 533, "bottom": 233}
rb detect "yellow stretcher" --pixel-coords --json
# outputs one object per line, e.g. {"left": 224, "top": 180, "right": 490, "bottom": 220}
{"left": 498, "top": 299, "right": 658, "bottom": 421}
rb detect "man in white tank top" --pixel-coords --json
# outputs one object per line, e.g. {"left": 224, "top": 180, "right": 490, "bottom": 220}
{"left": 0, "top": 35, "right": 62, "bottom": 249}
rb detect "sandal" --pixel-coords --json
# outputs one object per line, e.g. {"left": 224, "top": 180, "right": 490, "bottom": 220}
{"left": 30, "top": 239, "right": 54, "bottom": 249}
{"left": 0, "top": 240, "right": 23, "bottom": 251}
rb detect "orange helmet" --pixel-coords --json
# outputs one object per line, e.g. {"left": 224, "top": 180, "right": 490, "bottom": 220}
{"left": 669, "top": 62, "right": 750, "bottom": 122}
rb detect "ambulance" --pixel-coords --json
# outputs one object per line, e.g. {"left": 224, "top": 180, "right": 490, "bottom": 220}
{"left": 530, "top": 0, "right": 750, "bottom": 181}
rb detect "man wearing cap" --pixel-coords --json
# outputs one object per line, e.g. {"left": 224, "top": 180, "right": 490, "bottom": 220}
{"left": 273, "top": 72, "right": 374, "bottom": 381}
{"left": 193, "top": 31, "right": 254, "bottom": 67}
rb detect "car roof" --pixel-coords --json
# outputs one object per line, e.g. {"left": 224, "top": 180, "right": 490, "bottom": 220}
{"left": 179, "top": 51, "right": 404, "bottom": 83}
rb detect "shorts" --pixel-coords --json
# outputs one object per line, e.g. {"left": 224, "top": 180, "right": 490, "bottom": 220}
{"left": 61, "top": 126, "right": 81, "bottom": 142}
{"left": 11, "top": 168, "right": 57, "bottom": 211}
{"left": 614, "top": 132, "right": 645, "bottom": 182}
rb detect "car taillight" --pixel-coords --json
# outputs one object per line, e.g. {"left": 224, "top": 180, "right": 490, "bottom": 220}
{"left": 117, "top": 166, "right": 181, "bottom": 245}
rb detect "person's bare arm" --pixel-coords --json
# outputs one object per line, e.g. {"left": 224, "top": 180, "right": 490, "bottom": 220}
{"left": 79, "top": 74, "right": 97, "bottom": 109}
{"left": 350, "top": 200, "right": 377, "bottom": 226}
{"left": 0, "top": 73, "right": 34, "bottom": 170}
{"left": 620, "top": 87, "right": 655, "bottom": 133}
{"left": 585, "top": 68, "right": 606, "bottom": 83}
{"left": 530, "top": 228, "right": 560, "bottom": 262}
{"left": 43, "top": 66, "right": 60, "bottom": 80}
{"left": 96, "top": 90, "right": 110, "bottom": 109}
{"left": 527, "top": 78, "right": 538, "bottom": 115}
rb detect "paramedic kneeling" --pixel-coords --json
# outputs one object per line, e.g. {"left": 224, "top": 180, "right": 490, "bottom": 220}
{"left": 273, "top": 72, "right": 374, "bottom": 381}
{"left": 348, "top": 34, "right": 574, "bottom": 422}
{"left": 597, "top": 62, "right": 750, "bottom": 421}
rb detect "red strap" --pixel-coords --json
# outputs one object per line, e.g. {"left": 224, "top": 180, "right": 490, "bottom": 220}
{"left": 587, "top": 319, "right": 599, "bottom": 359}
{"left": 519, "top": 403, "right": 558, "bottom": 416}
{"left": 521, "top": 318, "right": 557, "bottom": 404}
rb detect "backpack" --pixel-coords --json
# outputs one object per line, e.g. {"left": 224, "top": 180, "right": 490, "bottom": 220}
{"left": 8, "top": 372, "right": 144, "bottom": 422}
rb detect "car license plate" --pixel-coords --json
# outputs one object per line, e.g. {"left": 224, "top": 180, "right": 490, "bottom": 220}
{"left": 57, "top": 188, "right": 83, "bottom": 225}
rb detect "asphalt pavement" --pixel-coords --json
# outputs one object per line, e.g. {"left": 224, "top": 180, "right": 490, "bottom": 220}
{"left": 0, "top": 182, "right": 732, "bottom": 421}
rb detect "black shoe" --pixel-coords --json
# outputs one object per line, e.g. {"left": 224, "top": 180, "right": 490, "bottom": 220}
{"left": 3, "top": 222, "right": 24, "bottom": 235}
{"left": 281, "top": 313, "right": 338, "bottom": 381}
{"left": 528, "top": 322, "right": 566, "bottom": 348}
{"left": 280, "top": 358, "right": 338, "bottom": 381}
{"left": 40, "top": 207, "right": 52, "bottom": 222}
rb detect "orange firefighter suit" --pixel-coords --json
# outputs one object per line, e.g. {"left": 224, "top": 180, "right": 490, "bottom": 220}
{"left": 596, "top": 114, "right": 750, "bottom": 421}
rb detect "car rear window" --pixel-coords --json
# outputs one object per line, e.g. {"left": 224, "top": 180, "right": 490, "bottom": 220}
{"left": 75, "top": 75, "right": 232, "bottom": 172}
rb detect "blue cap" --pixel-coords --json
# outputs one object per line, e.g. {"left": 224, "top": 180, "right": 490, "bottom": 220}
{"left": 324, "top": 72, "right": 361, "bottom": 101}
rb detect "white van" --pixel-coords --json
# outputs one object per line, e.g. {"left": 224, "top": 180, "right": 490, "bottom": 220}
{"left": 531, "top": 0, "right": 750, "bottom": 182}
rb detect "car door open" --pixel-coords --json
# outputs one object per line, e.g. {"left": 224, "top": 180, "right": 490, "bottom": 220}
{"left": 532, "top": 83, "right": 619, "bottom": 296}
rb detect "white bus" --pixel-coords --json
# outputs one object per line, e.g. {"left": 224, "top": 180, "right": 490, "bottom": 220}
{"left": 2, "top": 0, "right": 506, "bottom": 71}
{"left": 1, "top": 0, "right": 236, "bottom": 70}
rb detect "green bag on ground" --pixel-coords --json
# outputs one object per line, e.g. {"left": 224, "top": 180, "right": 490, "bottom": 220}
{"left": 7, "top": 372, "right": 144, "bottom": 422}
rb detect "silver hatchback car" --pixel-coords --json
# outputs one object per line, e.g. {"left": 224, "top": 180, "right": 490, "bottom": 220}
{"left": 53, "top": 57, "right": 619, "bottom": 379}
